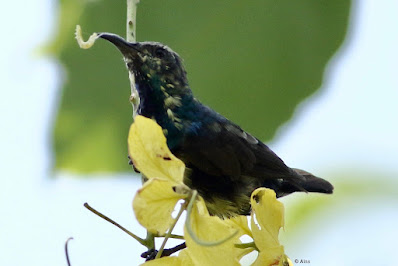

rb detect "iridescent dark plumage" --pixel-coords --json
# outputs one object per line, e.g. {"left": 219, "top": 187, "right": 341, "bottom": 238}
{"left": 100, "top": 33, "right": 334, "bottom": 218}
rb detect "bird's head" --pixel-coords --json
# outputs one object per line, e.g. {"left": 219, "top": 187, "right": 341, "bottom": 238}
{"left": 99, "top": 33, "right": 190, "bottom": 101}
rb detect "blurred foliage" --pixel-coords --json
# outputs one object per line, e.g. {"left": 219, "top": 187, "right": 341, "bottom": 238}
{"left": 50, "top": 0, "right": 351, "bottom": 172}
{"left": 280, "top": 170, "right": 398, "bottom": 245}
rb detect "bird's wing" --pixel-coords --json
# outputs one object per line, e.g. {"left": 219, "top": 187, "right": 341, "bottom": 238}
{"left": 176, "top": 121, "right": 291, "bottom": 180}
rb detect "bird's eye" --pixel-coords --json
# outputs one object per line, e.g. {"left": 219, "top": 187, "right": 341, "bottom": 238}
{"left": 155, "top": 48, "right": 166, "bottom": 59}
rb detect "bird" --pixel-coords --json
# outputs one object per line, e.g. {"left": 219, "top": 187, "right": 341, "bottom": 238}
{"left": 99, "top": 33, "right": 334, "bottom": 218}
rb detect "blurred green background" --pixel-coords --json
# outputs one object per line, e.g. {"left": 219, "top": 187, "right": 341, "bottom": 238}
{"left": 51, "top": 0, "right": 350, "bottom": 172}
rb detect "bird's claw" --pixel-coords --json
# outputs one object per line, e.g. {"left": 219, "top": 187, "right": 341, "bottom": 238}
{"left": 140, "top": 243, "right": 187, "bottom": 261}
{"left": 140, "top": 249, "right": 158, "bottom": 261}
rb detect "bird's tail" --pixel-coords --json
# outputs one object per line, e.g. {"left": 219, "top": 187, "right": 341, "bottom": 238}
{"left": 277, "top": 168, "right": 334, "bottom": 197}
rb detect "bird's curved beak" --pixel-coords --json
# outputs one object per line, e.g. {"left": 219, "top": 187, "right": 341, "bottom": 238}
{"left": 98, "top": 32, "right": 141, "bottom": 58}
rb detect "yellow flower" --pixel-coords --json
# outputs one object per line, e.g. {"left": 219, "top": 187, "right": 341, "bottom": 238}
{"left": 182, "top": 198, "right": 241, "bottom": 266}
{"left": 250, "top": 188, "right": 292, "bottom": 266}
{"left": 133, "top": 178, "right": 187, "bottom": 235}
{"left": 128, "top": 116, "right": 241, "bottom": 265}
{"left": 129, "top": 116, "right": 188, "bottom": 235}
{"left": 141, "top": 198, "right": 241, "bottom": 266}
{"left": 140, "top": 256, "right": 188, "bottom": 266}
{"left": 128, "top": 116, "right": 291, "bottom": 265}
{"left": 128, "top": 115, "right": 184, "bottom": 184}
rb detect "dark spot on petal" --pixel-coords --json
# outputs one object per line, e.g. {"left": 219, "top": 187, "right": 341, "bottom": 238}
{"left": 252, "top": 190, "right": 264, "bottom": 204}
{"left": 252, "top": 194, "right": 260, "bottom": 204}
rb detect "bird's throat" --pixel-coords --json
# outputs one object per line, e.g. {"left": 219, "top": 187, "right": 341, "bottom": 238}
{"left": 135, "top": 80, "right": 190, "bottom": 150}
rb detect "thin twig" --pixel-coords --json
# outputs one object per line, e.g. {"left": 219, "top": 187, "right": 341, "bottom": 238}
{"left": 65, "top": 237, "right": 74, "bottom": 266}
{"left": 167, "top": 234, "right": 184, "bottom": 240}
{"left": 153, "top": 233, "right": 184, "bottom": 240}
{"left": 155, "top": 202, "right": 187, "bottom": 259}
{"left": 83, "top": 203, "right": 148, "bottom": 247}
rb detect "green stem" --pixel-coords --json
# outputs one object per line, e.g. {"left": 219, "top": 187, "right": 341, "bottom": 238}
{"left": 235, "top": 242, "right": 259, "bottom": 251}
{"left": 145, "top": 231, "right": 155, "bottom": 250}
{"left": 155, "top": 202, "right": 187, "bottom": 259}
{"left": 167, "top": 234, "right": 184, "bottom": 240}
{"left": 84, "top": 203, "right": 150, "bottom": 247}
{"left": 153, "top": 233, "right": 184, "bottom": 240}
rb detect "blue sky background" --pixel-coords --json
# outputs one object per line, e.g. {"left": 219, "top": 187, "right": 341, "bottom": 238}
{"left": 1, "top": 1, "right": 397, "bottom": 265}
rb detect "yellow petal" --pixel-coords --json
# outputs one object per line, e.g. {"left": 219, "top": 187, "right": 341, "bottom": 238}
{"left": 140, "top": 249, "right": 195, "bottom": 266}
{"left": 236, "top": 246, "right": 256, "bottom": 262}
{"left": 177, "top": 249, "right": 195, "bottom": 266}
{"left": 184, "top": 198, "right": 241, "bottom": 266}
{"left": 250, "top": 188, "right": 284, "bottom": 250}
{"left": 252, "top": 246, "right": 287, "bottom": 266}
{"left": 226, "top": 216, "right": 255, "bottom": 260}
{"left": 128, "top": 115, "right": 185, "bottom": 183}
{"left": 228, "top": 215, "right": 253, "bottom": 238}
{"left": 133, "top": 178, "right": 187, "bottom": 235}
{"left": 140, "top": 256, "right": 183, "bottom": 266}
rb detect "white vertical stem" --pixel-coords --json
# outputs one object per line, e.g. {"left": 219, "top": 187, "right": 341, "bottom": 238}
{"left": 127, "top": 0, "right": 152, "bottom": 249}
{"left": 126, "top": 0, "right": 139, "bottom": 42}
{"left": 126, "top": 0, "right": 140, "bottom": 117}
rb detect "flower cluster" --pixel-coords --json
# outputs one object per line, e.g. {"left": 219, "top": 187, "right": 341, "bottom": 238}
{"left": 129, "top": 115, "right": 292, "bottom": 266}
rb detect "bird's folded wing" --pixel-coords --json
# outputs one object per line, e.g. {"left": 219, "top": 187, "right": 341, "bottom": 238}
{"left": 177, "top": 122, "right": 291, "bottom": 180}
